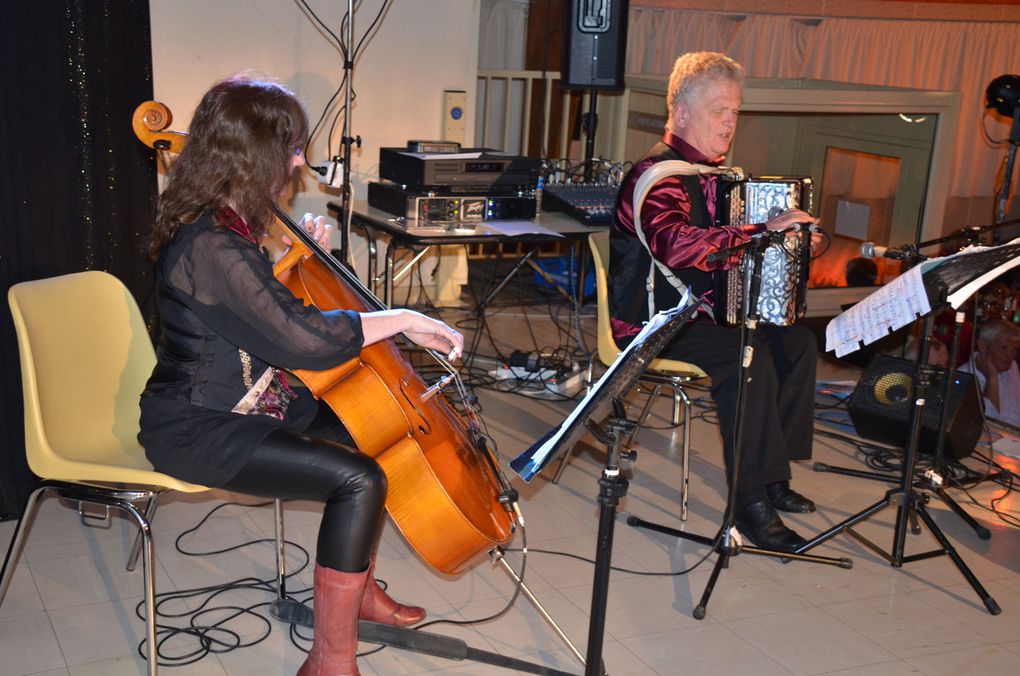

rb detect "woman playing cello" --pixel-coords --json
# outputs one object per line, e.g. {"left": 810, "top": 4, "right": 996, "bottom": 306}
{"left": 139, "top": 75, "right": 463, "bottom": 676}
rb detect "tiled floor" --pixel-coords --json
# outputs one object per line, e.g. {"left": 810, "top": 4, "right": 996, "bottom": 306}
{"left": 3, "top": 304, "right": 1020, "bottom": 676}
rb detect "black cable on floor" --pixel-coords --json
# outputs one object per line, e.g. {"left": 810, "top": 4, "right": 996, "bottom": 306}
{"left": 135, "top": 490, "right": 540, "bottom": 666}
{"left": 133, "top": 499, "right": 311, "bottom": 666}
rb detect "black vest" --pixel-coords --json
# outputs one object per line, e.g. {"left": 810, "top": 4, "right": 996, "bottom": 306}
{"left": 609, "top": 142, "right": 715, "bottom": 327}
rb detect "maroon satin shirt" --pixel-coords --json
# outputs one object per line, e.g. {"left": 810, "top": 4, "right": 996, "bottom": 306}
{"left": 611, "top": 132, "right": 763, "bottom": 339}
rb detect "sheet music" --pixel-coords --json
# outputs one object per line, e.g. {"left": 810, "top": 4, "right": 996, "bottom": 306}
{"left": 825, "top": 236, "right": 1020, "bottom": 357}
{"left": 825, "top": 263, "right": 931, "bottom": 357}
{"left": 510, "top": 298, "right": 687, "bottom": 482}
{"left": 483, "top": 220, "right": 563, "bottom": 237}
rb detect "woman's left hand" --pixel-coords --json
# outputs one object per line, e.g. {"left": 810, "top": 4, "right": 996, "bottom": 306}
{"left": 283, "top": 213, "right": 334, "bottom": 251}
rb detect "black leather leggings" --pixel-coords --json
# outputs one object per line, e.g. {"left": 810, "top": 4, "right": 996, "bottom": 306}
{"left": 219, "top": 419, "right": 386, "bottom": 573}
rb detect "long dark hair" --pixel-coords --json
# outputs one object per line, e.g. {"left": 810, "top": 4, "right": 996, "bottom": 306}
{"left": 149, "top": 76, "right": 309, "bottom": 259}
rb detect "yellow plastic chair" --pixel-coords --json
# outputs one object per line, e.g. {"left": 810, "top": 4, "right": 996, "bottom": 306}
{"left": 0, "top": 271, "right": 291, "bottom": 676}
{"left": 554, "top": 232, "right": 708, "bottom": 520}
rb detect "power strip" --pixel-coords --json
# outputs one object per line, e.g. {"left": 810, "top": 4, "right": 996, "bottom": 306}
{"left": 490, "top": 365, "right": 585, "bottom": 399}
{"left": 493, "top": 364, "right": 562, "bottom": 382}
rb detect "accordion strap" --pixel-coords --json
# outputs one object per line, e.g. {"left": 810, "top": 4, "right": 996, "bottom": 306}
{"left": 632, "top": 160, "right": 741, "bottom": 320}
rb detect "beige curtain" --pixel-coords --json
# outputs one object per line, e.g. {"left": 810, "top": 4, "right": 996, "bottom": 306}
{"left": 626, "top": 7, "right": 1020, "bottom": 220}
{"left": 478, "top": 0, "right": 528, "bottom": 70}
{"left": 800, "top": 18, "right": 1020, "bottom": 199}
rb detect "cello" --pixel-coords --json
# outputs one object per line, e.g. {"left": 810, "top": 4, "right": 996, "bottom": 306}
{"left": 132, "top": 100, "right": 517, "bottom": 575}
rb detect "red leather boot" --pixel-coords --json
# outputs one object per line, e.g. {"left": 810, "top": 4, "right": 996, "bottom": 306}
{"left": 358, "top": 557, "right": 426, "bottom": 626}
{"left": 297, "top": 563, "right": 369, "bottom": 676}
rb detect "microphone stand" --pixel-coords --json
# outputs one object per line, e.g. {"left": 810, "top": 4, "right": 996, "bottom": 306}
{"left": 805, "top": 309, "right": 1000, "bottom": 614}
{"left": 870, "top": 217, "right": 1020, "bottom": 264}
{"left": 337, "top": 0, "right": 361, "bottom": 264}
{"left": 923, "top": 308, "right": 996, "bottom": 540}
{"left": 822, "top": 231, "right": 1008, "bottom": 541}
{"left": 995, "top": 106, "right": 1020, "bottom": 237}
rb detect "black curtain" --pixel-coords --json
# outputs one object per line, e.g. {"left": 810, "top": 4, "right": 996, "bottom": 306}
{"left": 0, "top": 1, "right": 158, "bottom": 519}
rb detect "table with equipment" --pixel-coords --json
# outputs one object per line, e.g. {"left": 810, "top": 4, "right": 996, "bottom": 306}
{"left": 328, "top": 201, "right": 606, "bottom": 308}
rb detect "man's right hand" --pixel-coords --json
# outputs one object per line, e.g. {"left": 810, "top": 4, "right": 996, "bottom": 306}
{"left": 765, "top": 208, "right": 818, "bottom": 232}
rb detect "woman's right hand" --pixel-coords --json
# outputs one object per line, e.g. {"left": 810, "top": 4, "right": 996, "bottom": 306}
{"left": 359, "top": 309, "right": 464, "bottom": 360}
{"left": 401, "top": 311, "right": 464, "bottom": 360}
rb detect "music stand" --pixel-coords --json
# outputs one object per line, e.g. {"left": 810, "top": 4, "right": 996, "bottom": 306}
{"left": 814, "top": 306, "right": 994, "bottom": 542}
{"left": 510, "top": 295, "right": 705, "bottom": 676}
{"left": 809, "top": 238, "right": 1020, "bottom": 615}
{"left": 817, "top": 224, "right": 1020, "bottom": 541}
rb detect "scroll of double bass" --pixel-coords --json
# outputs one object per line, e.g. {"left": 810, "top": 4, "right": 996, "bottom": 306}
{"left": 133, "top": 101, "right": 516, "bottom": 575}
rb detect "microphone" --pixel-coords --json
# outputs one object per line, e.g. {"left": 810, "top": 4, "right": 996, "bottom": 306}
{"left": 859, "top": 241, "right": 913, "bottom": 260}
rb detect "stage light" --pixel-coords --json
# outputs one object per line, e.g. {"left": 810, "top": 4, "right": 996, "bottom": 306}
{"left": 985, "top": 74, "right": 1020, "bottom": 117}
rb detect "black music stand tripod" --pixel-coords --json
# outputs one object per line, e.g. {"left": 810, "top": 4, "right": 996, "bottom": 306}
{"left": 803, "top": 312, "right": 999, "bottom": 614}
{"left": 628, "top": 230, "right": 851, "bottom": 620}
{"left": 798, "top": 240, "right": 1020, "bottom": 615}
{"left": 510, "top": 298, "right": 708, "bottom": 675}
{"left": 814, "top": 308, "right": 993, "bottom": 542}
{"left": 816, "top": 225, "right": 1020, "bottom": 542}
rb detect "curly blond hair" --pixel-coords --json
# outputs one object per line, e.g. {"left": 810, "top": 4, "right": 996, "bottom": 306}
{"left": 665, "top": 52, "right": 744, "bottom": 132}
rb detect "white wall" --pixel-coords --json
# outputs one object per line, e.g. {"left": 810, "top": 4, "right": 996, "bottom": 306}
{"left": 150, "top": 0, "right": 480, "bottom": 277}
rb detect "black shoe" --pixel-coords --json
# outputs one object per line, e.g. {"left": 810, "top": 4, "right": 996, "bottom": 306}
{"left": 734, "top": 499, "right": 808, "bottom": 553}
{"left": 766, "top": 481, "right": 816, "bottom": 513}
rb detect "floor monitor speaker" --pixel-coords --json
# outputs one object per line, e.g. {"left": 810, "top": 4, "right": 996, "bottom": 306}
{"left": 847, "top": 354, "right": 982, "bottom": 460}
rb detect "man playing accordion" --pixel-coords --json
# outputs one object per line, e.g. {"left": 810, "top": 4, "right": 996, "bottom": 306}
{"left": 609, "top": 51, "right": 820, "bottom": 552}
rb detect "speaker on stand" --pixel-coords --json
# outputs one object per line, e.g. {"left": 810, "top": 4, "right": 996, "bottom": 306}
{"left": 819, "top": 351, "right": 993, "bottom": 542}
{"left": 848, "top": 354, "right": 983, "bottom": 461}
{"left": 562, "top": 0, "right": 629, "bottom": 90}
{"left": 562, "top": 0, "right": 629, "bottom": 181}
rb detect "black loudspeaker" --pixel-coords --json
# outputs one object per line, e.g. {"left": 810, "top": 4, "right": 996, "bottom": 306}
{"left": 562, "top": 0, "right": 629, "bottom": 90}
{"left": 848, "top": 354, "right": 983, "bottom": 460}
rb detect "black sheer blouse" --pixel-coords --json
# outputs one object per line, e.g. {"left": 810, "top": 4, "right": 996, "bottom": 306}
{"left": 139, "top": 212, "right": 363, "bottom": 486}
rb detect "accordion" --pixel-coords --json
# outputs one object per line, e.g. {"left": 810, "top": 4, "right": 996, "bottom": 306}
{"left": 716, "top": 177, "right": 814, "bottom": 327}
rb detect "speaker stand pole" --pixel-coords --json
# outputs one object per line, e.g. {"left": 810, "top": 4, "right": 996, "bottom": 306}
{"left": 925, "top": 309, "right": 993, "bottom": 539}
{"left": 801, "top": 315, "right": 1000, "bottom": 615}
{"left": 582, "top": 87, "right": 598, "bottom": 183}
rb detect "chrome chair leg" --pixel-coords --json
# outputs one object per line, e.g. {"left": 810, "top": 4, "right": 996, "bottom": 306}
{"left": 127, "top": 494, "right": 161, "bottom": 572}
{"left": 113, "top": 496, "right": 158, "bottom": 676}
{"left": 0, "top": 484, "right": 49, "bottom": 604}
{"left": 552, "top": 441, "right": 575, "bottom": 484}
{"left": 670, "top": 379, "right": 683, "bottom": 425}
{"left": 1, "top": 483, "right": 160, "bottom": 675}
{"left": 677, "top": 386, "right": 693, "bottom": 521}
{"left": 627, "top": 384, "right": 663, "bottom": 446}
{"left": 273, "top": 498, "right": 286, "bottom": 599}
